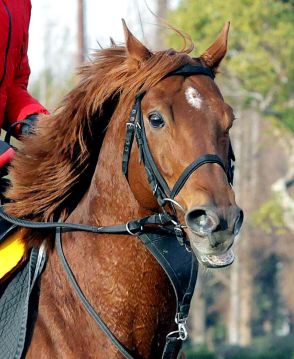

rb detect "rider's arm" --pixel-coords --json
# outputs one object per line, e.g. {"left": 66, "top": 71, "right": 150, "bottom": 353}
{"left": 5, "top": 0, "right": 48, "bottom": 134}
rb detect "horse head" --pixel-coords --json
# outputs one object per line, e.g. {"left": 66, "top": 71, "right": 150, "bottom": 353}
{"left": 124, "top": 22, "right": 243, "bottom": 268}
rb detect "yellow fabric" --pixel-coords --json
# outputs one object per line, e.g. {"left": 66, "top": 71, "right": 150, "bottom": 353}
{"left": 0, "top": 232, "right": 26, "bottom": 279}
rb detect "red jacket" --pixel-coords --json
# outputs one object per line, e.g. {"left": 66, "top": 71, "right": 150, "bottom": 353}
{"left": 0, "top": 0, "right": 47, "bottom": 130}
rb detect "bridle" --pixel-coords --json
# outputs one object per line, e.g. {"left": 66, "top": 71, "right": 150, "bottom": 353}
{"left": 122, "top": 63, "right": 235, "bottom": 242}
{"left": 0, "top": 63, "right": 235, "bottom": 359}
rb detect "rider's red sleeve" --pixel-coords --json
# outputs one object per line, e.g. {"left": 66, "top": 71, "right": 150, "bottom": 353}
{"left": 5, "top": 3, "right": 48, "bottom": 125}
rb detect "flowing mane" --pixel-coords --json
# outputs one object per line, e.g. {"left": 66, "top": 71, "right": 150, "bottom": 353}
{"left": 5, "top": 44, "right": 193, "bottom": 224}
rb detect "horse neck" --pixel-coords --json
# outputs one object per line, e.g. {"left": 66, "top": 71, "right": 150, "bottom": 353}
{"left": 76, "top": 109, "right": 147, "bottom": 224}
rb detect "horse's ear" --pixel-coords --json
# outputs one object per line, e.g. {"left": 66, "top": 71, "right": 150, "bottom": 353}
{"left": 122, "top": 19, "right": 152, "bottom": 66}
{"left": 200, "top": 22, "right": 230, "bottom": 70}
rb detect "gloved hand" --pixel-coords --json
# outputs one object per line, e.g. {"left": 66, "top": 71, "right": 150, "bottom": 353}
{"left": 4, "top": 113, "right": 39, "bottom": 143}
{"left": 20, "top": 113, "right": 39, "bottom": 136}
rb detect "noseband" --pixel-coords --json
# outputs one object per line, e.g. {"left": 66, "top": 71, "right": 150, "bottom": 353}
{"left": 122, "top": 64, "right": 235, "bottom": 215}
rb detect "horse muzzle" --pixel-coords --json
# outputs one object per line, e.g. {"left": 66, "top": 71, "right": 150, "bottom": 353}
{"left": 185, "top": 205, "right": 244, "bottom": 268}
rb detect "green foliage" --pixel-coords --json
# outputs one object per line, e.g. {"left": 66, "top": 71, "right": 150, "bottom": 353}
{"left": 201, "top": 280, "right": 227, "bottom": 343}
{"left": 186, "top": 334, "right": 294, "bottom": 358}
{"left": 252, "top": 195, "right": 285, "bottom": 234}
{"left": 167, "top": 0, "right": 294, "bottom": 132}
{"left": 185, "top": 345, "right": 216, "bottom": 359}
{"left": 252, "top": 254, "right": 286, "bottom": 336}
{"left": 252, "top": 334, "right": 294, "bottom": 358}
{"left": 218, "top": 345, "right": 257, "bottom": 359}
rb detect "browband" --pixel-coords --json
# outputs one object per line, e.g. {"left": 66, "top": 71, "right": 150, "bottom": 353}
{"left": 166, "top": 64, "right": 215, "bottom": 79}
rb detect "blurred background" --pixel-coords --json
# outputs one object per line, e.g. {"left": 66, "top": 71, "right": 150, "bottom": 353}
{"left": 28, "top": 0, "right": 294, "bottom": 358}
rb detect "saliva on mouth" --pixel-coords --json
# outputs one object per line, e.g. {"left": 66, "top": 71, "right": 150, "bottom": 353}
{"left": 200, "top": 248, "right": 235, "bottom": 268}
{"left": 192, "top": 231, "right": 235, "bottom": 268}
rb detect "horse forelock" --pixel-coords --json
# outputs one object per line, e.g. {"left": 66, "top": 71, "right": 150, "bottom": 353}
{"left": 4, "top": 44, "right": 195, "bottom": 245}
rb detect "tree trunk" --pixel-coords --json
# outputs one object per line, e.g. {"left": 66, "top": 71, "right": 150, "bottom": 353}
{"left": 240, "top": 110, "right": 260, "bottom": 345}
{"left": 153, "top": 0, "right": 169, "bottom": 50}
{"left": 228, "top": 108, "right": 260, "bottom": 345}
{"left": 228, "top": 104, "right": 242, "bottom": 344}
{"left": 190, "top": 273, "right": 207, "bottom": 345}
{"left": 77, "top": 0, "right": 86, "bottom": 65}
{"left": 239, "top": 238, "right": 253, "bottom": 346}
{"left": 228, "top": 256, "right": 240, "bottom": 344}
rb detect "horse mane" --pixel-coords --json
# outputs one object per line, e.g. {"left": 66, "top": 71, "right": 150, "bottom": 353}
{"left": 5, "top": 43, "right": 194, "bottom": 227}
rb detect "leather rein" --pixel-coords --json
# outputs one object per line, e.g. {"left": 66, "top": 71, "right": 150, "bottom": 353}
{"left": 0, "top": 63, "right": 235, "bottom": 359}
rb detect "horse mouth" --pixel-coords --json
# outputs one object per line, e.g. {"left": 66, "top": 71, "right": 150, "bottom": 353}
{"left": 187, "top": 231, "right": 235, "bottom": 268}
{"left": 198, "top": 248, "right": 234, "bottom": 268}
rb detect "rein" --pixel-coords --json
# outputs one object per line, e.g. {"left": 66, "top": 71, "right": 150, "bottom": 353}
{"left": 0, "top": 63, "right": 235, "bottom": 359}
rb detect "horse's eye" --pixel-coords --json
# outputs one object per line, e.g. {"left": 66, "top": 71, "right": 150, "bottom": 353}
{"left": 148, "top": 112, "right": 165, "bottom": 128}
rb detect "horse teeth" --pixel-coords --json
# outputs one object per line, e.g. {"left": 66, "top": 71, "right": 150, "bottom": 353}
{"left": 201, "top": 249, "right": 234, "bottom": 267}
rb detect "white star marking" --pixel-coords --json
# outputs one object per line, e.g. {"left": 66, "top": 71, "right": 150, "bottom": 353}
{"left": 185, "top": 86, "right": 202, "bottom": 110}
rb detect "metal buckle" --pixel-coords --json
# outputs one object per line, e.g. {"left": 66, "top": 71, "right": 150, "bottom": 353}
{"left": 174, "top": 225, "right": 183, "bottom": 235}
{"left": 166, "top": 315, "right": 188, "bottom": 341}
{"left": 152, "top": 184, "right": 158, "bottom": 195}
{"left": 125, "top": 221, "right": 137, "bottom": 236}
{"left": 174, "top": 225, "right": 185, "bottom": 246}
{"left": 162, "top": 197, "right": 185, "bottom": 213}
{"left": 126, "top": 122, "right": 135, "bottom": 129}
{"left": 125, "top": 221, "right": 143, "bottom": 236}
{"left": 175, "top": 314, "right": 188, "bottom": 340}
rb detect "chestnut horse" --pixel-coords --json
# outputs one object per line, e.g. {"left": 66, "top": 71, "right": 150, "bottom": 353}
{"left": 4, "top": 22, "right": 242, "bottom": 358}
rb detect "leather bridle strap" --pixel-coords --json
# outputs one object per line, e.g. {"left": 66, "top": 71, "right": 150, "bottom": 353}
{"left": 170, "top": 154, "right": 227, "bottom": 199}
{"left": 0, "top": 206, "right": 173, "bottom": 236}
{"left": 135, "top": 94, "right": 171, "bottom": 201}
{"left": 165, "top": 64, "right": 215, "bottom": 79}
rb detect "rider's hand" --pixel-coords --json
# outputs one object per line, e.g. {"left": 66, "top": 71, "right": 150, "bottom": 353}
{"left": 19, "top": 113, "right": 39, "bottom": 136}
{"left": 5, "top": 113, "right": 39, "bottom": 141}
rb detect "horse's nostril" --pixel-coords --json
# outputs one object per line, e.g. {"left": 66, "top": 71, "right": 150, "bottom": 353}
{"left": 185, "top": 208, "right": 219, "bottom": 235}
